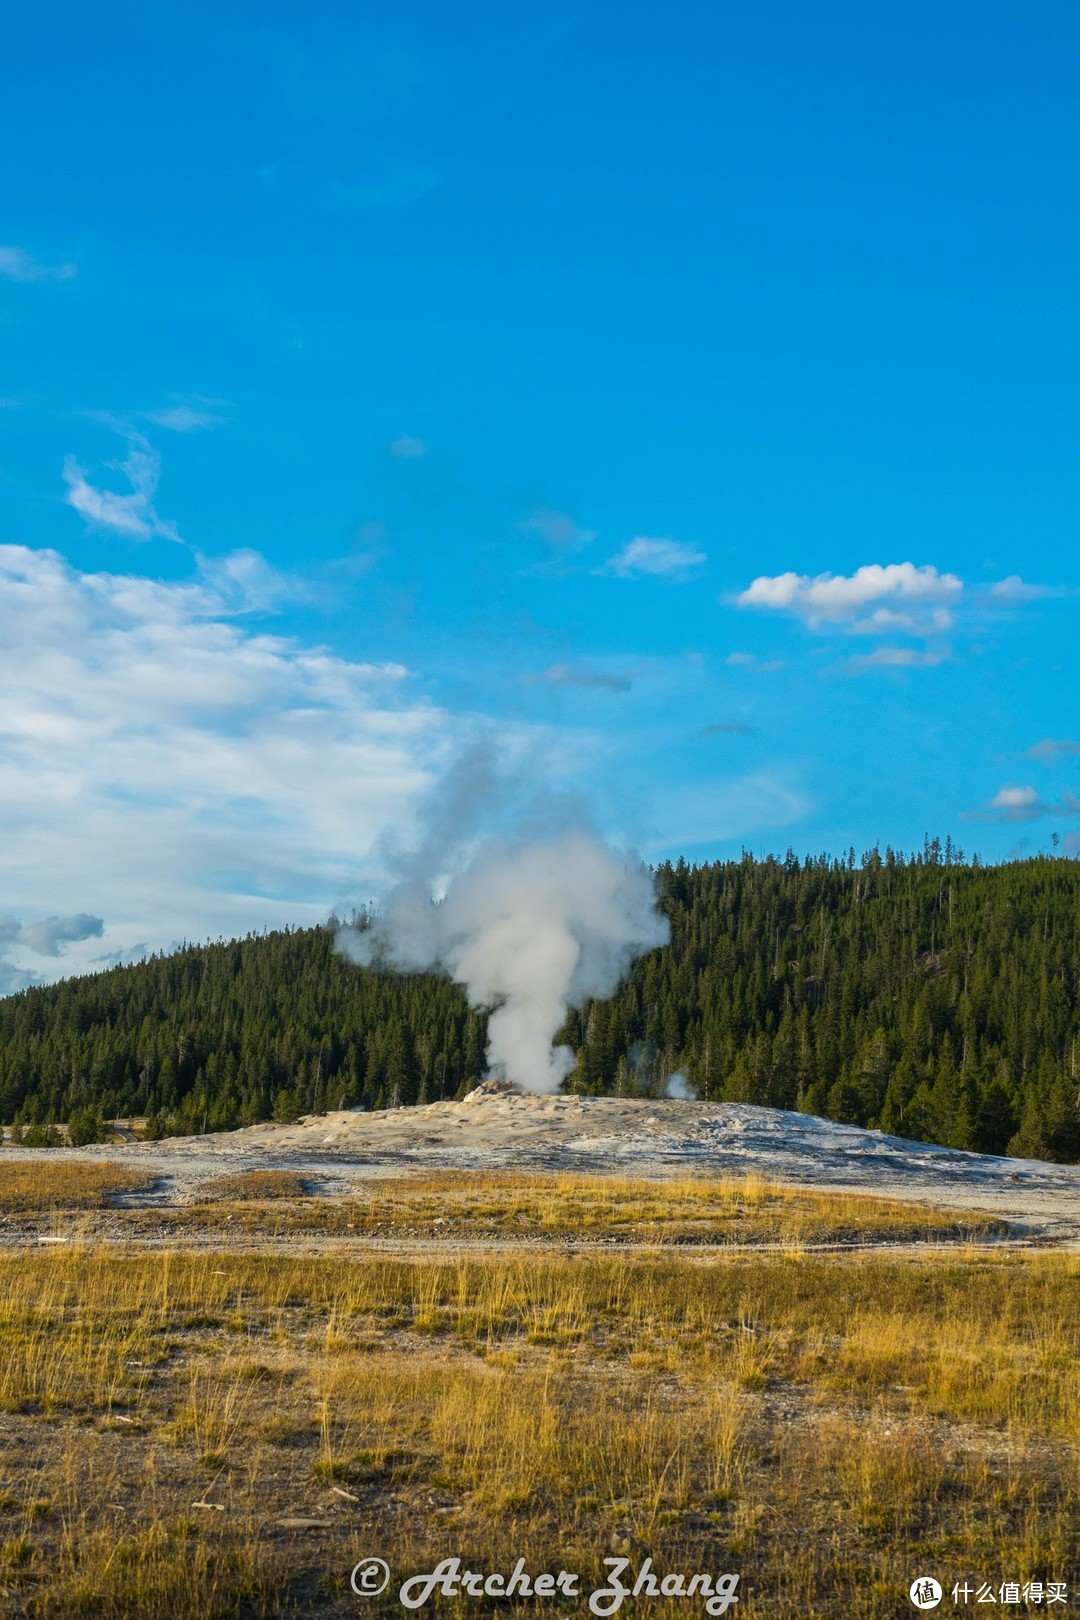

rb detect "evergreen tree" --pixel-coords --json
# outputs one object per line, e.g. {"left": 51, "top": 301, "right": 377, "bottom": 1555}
{"left": 0, "top": 850, "right": 1078, "bottom": 1163}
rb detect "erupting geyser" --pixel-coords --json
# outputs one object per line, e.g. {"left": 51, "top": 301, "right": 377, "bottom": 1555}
{"left": 336, "top": 831, "right": 669, "bottom": 1094}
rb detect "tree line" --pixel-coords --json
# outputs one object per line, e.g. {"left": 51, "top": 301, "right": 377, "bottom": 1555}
{"left": 1, "top": 843, "right": 1078, "bottom": 1161}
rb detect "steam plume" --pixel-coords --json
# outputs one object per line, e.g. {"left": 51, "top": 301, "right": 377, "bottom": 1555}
{"left": 337, "top": 831, "right": 668, "bottom": 1094}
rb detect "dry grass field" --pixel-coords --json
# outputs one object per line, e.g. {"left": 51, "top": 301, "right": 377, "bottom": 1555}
{"left": 0, "top": 1163, "right": 153, "bottom": 1214}
{"left": 0, "top": 1164, "right": 1074, "bottom": 1617}
{"left": 1, "top": 1162, "right": 1008, "bottom": 1247}
{"left": 188, "top": 1169, "right": 1005, "bottom": 1246}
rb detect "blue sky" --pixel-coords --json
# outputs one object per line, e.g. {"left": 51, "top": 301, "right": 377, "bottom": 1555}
{"left": 2, "top": 1, "right": 1079, "bottom": 985}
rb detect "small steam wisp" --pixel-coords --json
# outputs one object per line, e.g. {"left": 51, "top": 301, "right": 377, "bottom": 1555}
{"left": 337, "top": 831, "right": 668, "bottom": 1094}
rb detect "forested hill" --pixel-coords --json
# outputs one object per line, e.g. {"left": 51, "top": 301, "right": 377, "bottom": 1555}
{"left": 2, "top": 846, "right": 1079, "bottom": 1162}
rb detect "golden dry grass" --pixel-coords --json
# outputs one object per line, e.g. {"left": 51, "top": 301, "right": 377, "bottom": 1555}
{"left": 331, "top": 1170, "right": 1004, "bottom": 1243}
{"left": 0, "top": 1161, "right": 152, "bottom": 1213}
{"left": 0, "top": 1233, "right": 1076, "bottom": 1617}
{"left": 26, "top": 1168, "right": 1001, "bottom": 1248}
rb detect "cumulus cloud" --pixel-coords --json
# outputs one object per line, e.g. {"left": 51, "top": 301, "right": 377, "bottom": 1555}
{"left": 389, "top": 434, "right": 426, "bottom": 459}
{"left": 0, "top": 246, "right": 77, "bottom": 283}
{"left": 737, "top": 562, "right": 962, "bottom": 629}
{"left": 521, "top": 507, "right": 596, "bottom": 551}
{"left": 988, "top": 786, "right": 1045, "bottom": 820}
{"left": 63, "top": 433, "right": 181, "bottom": 542}
{"left": 601, "top": 536, "right": 706, "bottom": 580}
{"left": 961, "top": 785, "right": 1080, "bottom": 824}
{"left": 0, "top": 544, "right": 488, "bottom": 979}
{"left": 525, "top": 662, "right": 637, "bottom": 693}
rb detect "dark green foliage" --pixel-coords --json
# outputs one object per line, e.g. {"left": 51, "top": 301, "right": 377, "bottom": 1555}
{"left": 574, "top": 843, "right": 1079, "bottom": 1162}
{"left": 15, "top": 1122, "right": 62, "bottom": 1148}
{"left": 1, "top": 845, "right": 1079, "bottom": 1162}
{"left": 67, "top": 1105, "right": 108, "bottom": 1147}
{"left": 0, "top": 925, "right": 484, "bottom": 1139}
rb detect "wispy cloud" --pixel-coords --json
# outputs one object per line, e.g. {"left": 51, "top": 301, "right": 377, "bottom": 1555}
{"left": 601, "top": 536, "right": 706, "bottom": 580}
{"left": 844, "top": 646, "right": 948, "bottom": 673}
{"left": 725, "top": 652, "right": 784, "bottom": 672}
{"left": 526, "top": 662, "right": 638, "bottom": 693}
{"left": 390, "top": 434, "right": 426, "bottom": 459}
{"left": 62, "top": 432, "right": 181, "bottom": 542}
{"left": 0, "top": 544, "right": 482, "bottom": 975}
{"left": 987, "top": 575, "right": 1055, "bottom": 606}
{"left": 522, "top": 506, "right": 596, "bottom": 551}
{"left": 144, "top": 405, "right": 226, "bottom": 433}
{"left": 653, "top": 772, "right": 810, "bottom": 849}
{"left": 736, "top": 562, "right": 962, "bottom": 629}
{"left": 196, "top": 548, "right": 298, "bottom": 613}
{"left": 0, "top": 246, "right": 77, "bottom": 284}
{"left": 1026, "top": 738, "right": 1080, "bottom": 762}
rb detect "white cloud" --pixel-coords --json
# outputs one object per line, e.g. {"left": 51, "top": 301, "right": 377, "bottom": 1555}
{"left": 389, "top": 434, "right": 426, "bottom": 459}
{"left": 737, "top": 562, "right": 962, "bottom": 628}
{"left": 602, "top": 536, "right": 706, "bottom": 580}
{"left": 987, "top": 575, "right": 1053, "bottom": 605}
{"left": 0, "top": 246, "right": 77, "bottom": 284}
{"left": 0, "top": 544, "right": 489, "bottom": 981}
{"left": 990, "top": 785, "right": 1042, "bottom": 816}
{"left": 196, "top": 548, "right": 297, "bottom": 613}
{"left": 63, "top": 433, "right": 181, "bottom": 542}
{"left": 960, "top": 784, "right": 1080, "bottom": 824}
{"left": 845, "top": 607, "right": 954, "bottom": 636}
